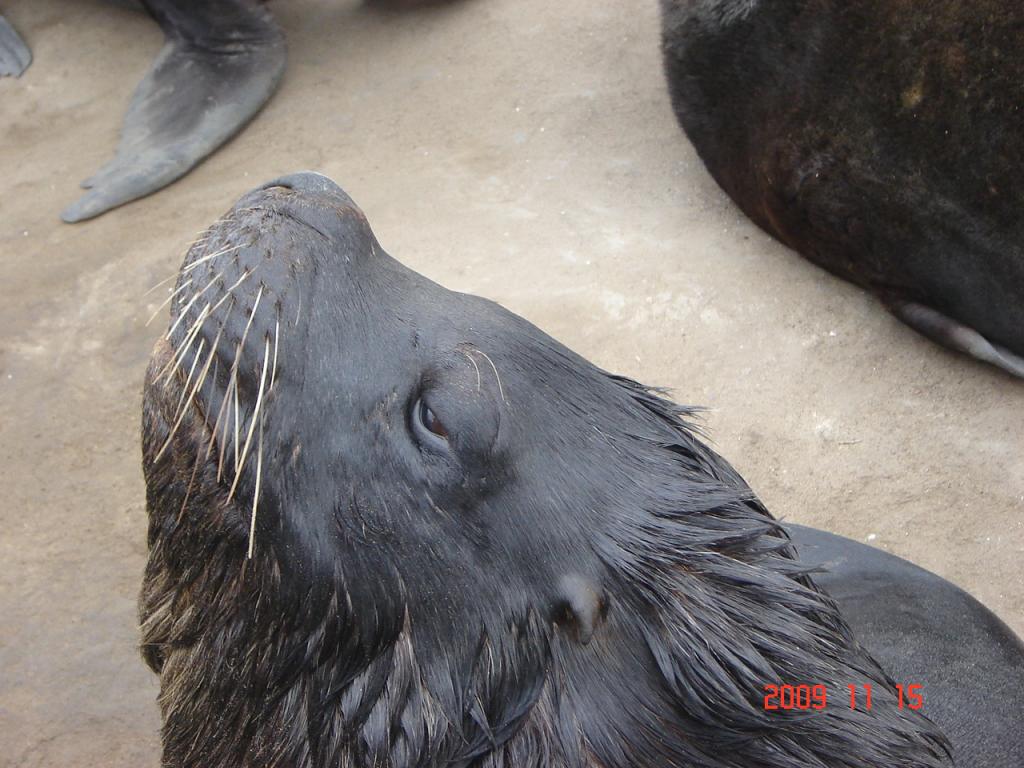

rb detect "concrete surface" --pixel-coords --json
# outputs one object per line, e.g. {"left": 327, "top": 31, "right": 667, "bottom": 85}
{"left": 1, "top": 0, "right": 1021, "bottom": 764}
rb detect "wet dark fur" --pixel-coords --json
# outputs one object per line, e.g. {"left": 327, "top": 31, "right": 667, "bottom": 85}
{"left": 141, "top": 174, "right": 952, "bottom": 767}
{"left": 660, "top": 0, "right": 1024, "bottom": 371}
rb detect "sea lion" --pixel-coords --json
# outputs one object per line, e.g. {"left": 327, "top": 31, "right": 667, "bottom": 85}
{"left": 1, "top": 0, "right": 433, "bottom": 224}
{"left": 790, "top": 525, "right": 1024, "bottom": 764}
{"left": 0, "top": 13, "right": 31, "bottom": 77}
{"left": 659, "top": 0, "right": 1024, "bottom": 378}
{"left": 3, "top": 1, "right": 287, "bottom": 223}
{"left": 140, "top": 172, "right": 1024, "bottom": 767}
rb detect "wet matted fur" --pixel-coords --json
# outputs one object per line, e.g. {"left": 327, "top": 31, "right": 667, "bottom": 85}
{"left": 140, "top": 173, "right": 954, "bottom": 767}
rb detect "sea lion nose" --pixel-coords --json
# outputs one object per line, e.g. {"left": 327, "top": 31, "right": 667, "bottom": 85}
{"left": 260, "top": 171, "right": 343, "bottom": 195}
{"left": 258, "top": 171, "right": 360, "bottom": 213}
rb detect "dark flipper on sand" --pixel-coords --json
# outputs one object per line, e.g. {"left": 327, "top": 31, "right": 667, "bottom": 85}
{"left": 61, "top": 0, "right": 286, "bottom": 223}
{"left": 889, "top": 300, "right": 1024, "bottom": 379}
{"left": 0, "top": 13, "right": 32, "bottom": 77}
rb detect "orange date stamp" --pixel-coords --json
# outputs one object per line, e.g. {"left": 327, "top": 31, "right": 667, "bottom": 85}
{"left": 763, "top": 683, "right": 924, "bottom": 711}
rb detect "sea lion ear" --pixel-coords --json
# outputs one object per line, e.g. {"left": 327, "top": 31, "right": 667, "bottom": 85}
{"left": 554, "top": 574, "right": 609, "bottom": 645}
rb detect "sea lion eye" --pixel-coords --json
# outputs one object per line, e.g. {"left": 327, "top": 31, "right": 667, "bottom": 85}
{"left": 414, "top": 397, "right": 449, "bottom": 440}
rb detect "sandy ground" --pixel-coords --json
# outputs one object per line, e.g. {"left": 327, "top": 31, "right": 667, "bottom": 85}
{"left": 1, "top": 0, "right": 1021, "bottom": 764}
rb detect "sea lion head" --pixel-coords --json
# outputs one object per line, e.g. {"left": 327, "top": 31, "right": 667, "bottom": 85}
{"left": 140, "top": 172, "right": 951, "bottom": 768}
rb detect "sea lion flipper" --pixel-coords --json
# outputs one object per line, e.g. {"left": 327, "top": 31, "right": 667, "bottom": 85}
{"left": 0, "top": 14, "right": 32, "bottom": 78}
{"left": 890, "top": 301, "right": 1024, "bottom": 379}
{"left": 61, "top": 0, "right": 286, "bottom": 223}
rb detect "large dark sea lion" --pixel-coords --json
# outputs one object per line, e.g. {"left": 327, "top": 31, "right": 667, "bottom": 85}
{"left": 659, "top": 0, "right": 1024, "bottom": 379}
{"left": 141, "top": 173, "right": 1024, "bottom": 767}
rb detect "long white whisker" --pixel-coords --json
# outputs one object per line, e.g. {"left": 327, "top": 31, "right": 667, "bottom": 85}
{"left": 142, "top": 272, "right": 180, "bottom": 298}
{"left": 176, "top": 446, "right": 206, "bottom": 526}
{"left": 227, "top": 285, "right": 264, "bottom": 472}
{"left": 159, "top": 273, "right": 245, "bottom": 384}
{"left": 229, "top": 336, "right": 271, "bottom": 503}
{"left": 206, "top": 270, "right": 250, "bottom": 317}
{"left": 170, "top": 278, "right": 247, "bottom": 391}
{"left": 171, "top": 337, "right": 206, "bottom": 420}
{"left": 476, "top": 350, "right": 507, "bottom": 403}
{"left": 199, "top": 357, "right": 221, "bottom": 456}
{"left": 234, "top": 286, "right": 264, "bottom": 359}
{"left": 247, "top": 407, "right": 265, "bottom": 560}
{"left": 191, "top": 351, "right": 219, "bottom": 423}
{"left": 232, "top": 368, "right": 240, "bottom": 474}
{"left": 154, "top": 328, "right": 223, "bottom": 462}
{"left": 181, "top": 243, "right": 243, "bottom": 274}
{"left": 209, "top": 373, "right": 233, "bottom": 472}
{"left": 270, "top": 317, "right": 280, "bottom": 391}
{"left": 186, "top": 268, "right": 229, "bottom": 307}
{"left": 165, "top": 270, "right": 224, "bottom": 340}
{"left": 146, "top": 279, "right": 192, "bottom": 326}
{"left": 461, "top": 350, "right": 482, "bottom": 390}
{"left": 214, "top": 373, "right": 236, "bottom": 482}
{"left": 161, "top": 303, "right": 211, "bottom": 385}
